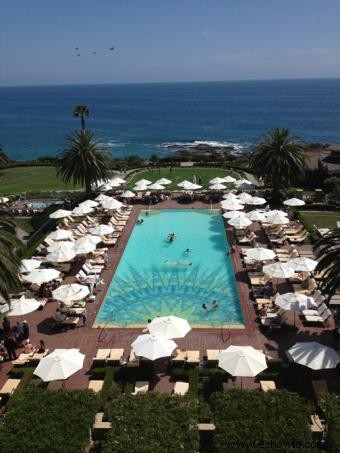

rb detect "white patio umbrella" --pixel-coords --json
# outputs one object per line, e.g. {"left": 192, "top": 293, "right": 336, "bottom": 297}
{"left": 223, "top": 211, "right": 248, "bottom": 219}
{"left": 131, "top": 334, "right": 177, "bottom": 361}
{"left": 275, "top": 293, "right": 314, "bottom": 311}
{"left": 52, "top": 283, "right": 89, "bottom": 303}
{"left": 247, "top": 210, "right": 267, "bottom": 222}
{"left": 135, "top": 179, "right": 152, "bottom": 186}
{"left": 74, "top": 237, "right": 96, "bottom": 255}
{"left": 209, "top": 177, "right": 227, "bottom": 184}
{"left": 218, "top": 346, "right": 267, "bottom": 377}
{"left": 33, "top": 349, "right": 85, "bottom": 381}
{"left": 97, "top": 183, "right": 113, "bottom": 191}
{"left": 133, "top": 184, "right": 149, "bottom": 191}
{"left": 263, "top": 262, "right": 295, "bottom": 279}
{"left": 49, "top": 209, "right": 73, "bottom": 219}
{"left": 46, "top": 248, "right": 76, "bottom": 263}
{"left": 72, "top": 205, "right": 93, "bottom": 216}
{"left": 246, "top": 247, "right": 276, "bottom": 261}
{"left": 289, "top": 257, "right": 318, "bottom": 272}
{"left": 89, "top": 224, "right": 114, "bottom": 236}
{"left": 287, "top": 342, "right": 340, "bottom": 370}
{"left": 223, "top": 176, "right": 237, "bottom": 183}
{"left": 121, "top": 190, "right": 136, "bottom": 198}
{"left": 228, "top": 216, "right": 252, "bottom": 229}
{"left": 155, "top": 178, "right": 172, "bottom": 185}
{"left": 0, "top": 197, "right": 9, "bottom": 203}
{"left": 237, "top": 192, "right": 253, "bottom": 202}
{"left": 265, "top": 211, "right": 289, "bottom": 225}
{"left": 210, "top": 182, "right": 227, "bottom": 190}
{"left": 110, "top": 177, "right": 126, "bottom": 185}
{"left": 46, "top": 229, "right": 73, "bottom": 241}
{"left": 101, "top": 197, "right": 123, "bottom": 210}
{"left": 283, "top": 198, "right": 305, "bottom": 207}
{"left": 95, "top": 193, "right": 110, "bottom": 202}
{"left": 235, "top": 179, "right": 253, "bottom": 187}
{"left": 221, "top": 200, "right": 245, "bottom": 211}
{"left": 148, "top": 183, "right": 165, "bottom": 190}
{"left": 8, "top": 296, "right": 41, "bottom": 316}
{"left": 25, "top": 268, "right": 61, "bottom": 284}
{"left": 78, "top": 199, "right": 98, "bottom": 208}
{"left": 47, "top": 241, "right": 75, "bottom": 253}
{"left": 222, "top": 193, "right": 238, "bottom": 200}
{"left": 148, "top": 316, "right": 191, "bottom": 339}
{"left": 19, "top": 259, "right": 42, "bottom": 273}
{"left": 245, "top": 197, "right": 267, "bottom": 206}
{"left": 179, "top": 181, "right": 202, "bottom": 190}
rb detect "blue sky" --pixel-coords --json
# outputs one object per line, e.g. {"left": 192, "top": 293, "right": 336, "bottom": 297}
{"left": 1, "top": 0, "right": 339, "bottom": 86}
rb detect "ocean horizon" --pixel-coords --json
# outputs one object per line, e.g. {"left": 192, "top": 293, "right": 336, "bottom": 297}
{"left": 0, "top": 78, "right": 339, "bottom": 160}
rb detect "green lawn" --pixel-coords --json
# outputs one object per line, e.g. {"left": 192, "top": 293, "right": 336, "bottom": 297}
{"left": 0, "top": 166, "right": 81, "bottom": 195}
{"left": 300, "top": 211, "right": 340, "bottom": 229}
{"left": 127, "top": 167, "right": 242, "bottom": 190}
{"left": 14, "top": 218, "right": 34, "bottom": 234}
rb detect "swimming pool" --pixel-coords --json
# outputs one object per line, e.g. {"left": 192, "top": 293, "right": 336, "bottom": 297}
{"left": 95, "top": 209, "right": 244, "bottom": 328}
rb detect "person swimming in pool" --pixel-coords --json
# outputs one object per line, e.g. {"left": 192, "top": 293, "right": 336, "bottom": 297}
{"left": 167, "top": 233, "right": 176, "bottom": 242}
{"left": 184, "top": 248, "right": 192, "bottom": 254}
{"left": 165, "top": 260, "right": 192, "bottom": 267}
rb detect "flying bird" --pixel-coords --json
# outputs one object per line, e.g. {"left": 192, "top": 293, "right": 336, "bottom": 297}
{"left": 109, "top": 46, "right": 115, "bottom": 51}
{"left": 77, "top": 54, "right": 80, "bottom": 57}
{"left": 75, "top": 47, "right": 79, "bottom": 50}
{"left": 93, "top": 51, "right": 97, "bottom": 54}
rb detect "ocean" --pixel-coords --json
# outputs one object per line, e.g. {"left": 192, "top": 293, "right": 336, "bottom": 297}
{"left": 0, "top": 79, "right": 339, "bottom": 160}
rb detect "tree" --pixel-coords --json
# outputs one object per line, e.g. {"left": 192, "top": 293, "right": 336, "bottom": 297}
{"left": 56, "top": 130, "right": 112, "bottom": 195}
{"left": 0, "top": 209, "right": 22, "bottom": 301}
{"left": 0, "top": 146, "right": 9, "bottom": 167}
{"left": 249, "top": 128, "right": 306, "bottom": 203}
{"left": 73, "top": 105, "right": 90, "bottom": 131}
{"left": 314, "top": 229, "right": 340, "bottom": 300}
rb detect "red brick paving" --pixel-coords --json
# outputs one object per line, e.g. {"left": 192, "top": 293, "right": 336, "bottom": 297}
{"left": 0, "top": 198, "right": 336, "bottom": 391}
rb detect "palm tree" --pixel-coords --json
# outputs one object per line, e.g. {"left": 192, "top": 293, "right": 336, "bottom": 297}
{"left": 314, "top": 229, "right": 340, "bottom": 300}
{"left": 249, "top": 128, "right": 306, "bottom": 203}
{"left": 0, "top": 209, "right": 22, "bottom": 302}
{"left": 73, "top": 105, "right": 90, "bottom": 130}
{"left": 56, "top": 130, "right": 112, "bottom": 195}
{"left": 0, "top": 146, "right": 9, "bottom": 167}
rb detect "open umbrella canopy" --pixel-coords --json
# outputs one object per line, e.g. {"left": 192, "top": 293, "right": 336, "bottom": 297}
{"left": 289, "top": 257, "right": 318, "bottom": 272}
{"left": 287, "top": 342, "right": 340, "bottom": 370}
{"left": 228, "top": 216, "right": 252, "bottom": 229}
{"left": 74, "top": 237, "right": 96, "bottom": 255}
{"left": 148, "top": 316, "right": 191, "bottom": 339}
{"left": 131, "top": 334, "right": 177, "bottom": 361}
{"left": 155, "top": 178, "right": 172, "bottom": 185}
{"left": 210, "top": 182, "right": 227, "bottom": 190}
{"left": 221, "top": 199, "right": 245, "bottom": 211}
{"left": 246, "top": 247, "right": 276, "bottom": 261}
{"left": 263, "top": 262, "right": 295, "bottom": 279}
{"left": 223, "top": 211, "right": 248, "bottom": 220}
{"left": 218, "top": 346, "right": 267, "bottom": 377}
{"left": 0, "top": 197, "right": 9, "bottom": 203}
{"left": 100, "top": 197, "right": 123, "bottom": 210}
{"left": 110, "top": 177, "right": 126, "bottom": 185}
{"left": 235, "top": 179, "right": 253, "bottom": 187}
{"left": 49, "top": 209, "right": 73, "bottom": 219}
{"left": 52, "top": 283, "right": 89, "bottom": 303}
{"left": 46, "top": 229, "right": 73, "bottom": 241}
{"left": 25, "top": 268, "right": 61, "bottom": 284}
{"left": 46, "top": 248, "right": 76, "bottom": 263}
{"left": 237, "top": 192, "right": 253, "bottom": 202}
{"left": 133, "top": 184, "right": 149, "bottom": 191}
{"left": 265, "top": 211, "right": 289, "bottom": 225}
{"left": 135, "top": 179, "right": 152, "bottom": 186}
{"left": 95, "top": 194, "right": 110, "bottom": 202}
{"left": 178, "top": 181, "right": 202, "bottom": 190}
{"left": 72, "top": 205, "right": 93, "bottom": 216}
{"left": 283, "top": 198, "right": 305, "bottom": 207}
{"left": 47, "top": 241, "right": 75, "bottom": 253}
{"left": 247, "top": 210, "right": 267, "bottom": 222}
{"left": 8, "top": 296, "right": 41, "bottom": 316}
{"left": 148, "top": 183, "right": 165, "bottom": 190}
{"left": 33, "top": 349, "right": 85, "bottom": 381}
{"left": 78, "top": 199, "right": 98, "bottom": 208}
{"left": 97, "top": 183, "right": 112, "bottom": 192}
{"left": 275, "top": 292, "right": 314, "bottom": 311}
{"left": 222, "top": 193, "right": 238, "bottom": 200}
{"left": 19, "top": 259, "right": 42, "bottom": 273}
{"left": 209, "top": 177, "right": 227, "bottom": 184}
{"left": 245, "top": 196, "right": 267, "bottom": 206}
{"left": 89, "top": 224, "right": 114, "bottom": 236}
{"left": 223, "top": 176, "right": 237, "bottom": 183}
{"left": 121, "top": 190, "right": 136, "bottom": 198}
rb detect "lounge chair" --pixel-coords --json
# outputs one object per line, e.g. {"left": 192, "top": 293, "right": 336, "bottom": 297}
{"left": 206, "top": 349, "right": 221, "bottom": 363}
{"left": 107, "top": 348, "right": 124, "bottom": 365}
{"left": 173, "top": 381, "right": 189, "bottom": 395}
{"left": 304, "top": 308, "right": 332, "bottom": 325}
{"left": 132, "top": 381, "right": 149, "bottom": 395}
{"left": 0, "top": 378, "right": 21, "bottom": 396}
{"left": 302, "top": 302, "right": 328, "bottom": 317}
{"left": 88, "top": 380, "right": 104, "bottom": 393}
{"left": 289, "top": 232, "right": 309, "bottom": 243}
{"left": 92, "top": 349, "right": 111, "bottom": 366}
{"left": 260, "top": 380, "right": 277, "bottom": 392}
{"left": 127, "top": 349, "right": 140, "bottom": 367}
{"left": 186, "top": 350, "right": 200, "bottom": 365}
{"left": 171, "top": 349, "right": 187, "bottom": 363}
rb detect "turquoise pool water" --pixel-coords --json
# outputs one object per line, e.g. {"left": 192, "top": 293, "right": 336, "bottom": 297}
{"left": 95, "top": 209, "right": 244, "bottom": 328}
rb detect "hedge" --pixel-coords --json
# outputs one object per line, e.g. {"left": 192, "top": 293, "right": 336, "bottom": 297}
{"left": 0, "top": 387, "right": 98, "bottom": 453}
{"left": 210, "top": 389, "right": 313, "bottom": 453}
{"left": 319, "top": 394, "right": 340, "bottom": 452}
{"left": 103, "top": 393, "right": 199, "bottom": 452}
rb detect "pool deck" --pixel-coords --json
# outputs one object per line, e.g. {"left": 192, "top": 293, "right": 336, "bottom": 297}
{"left": 0, "top": 198, "right": 336, "bottom": 391}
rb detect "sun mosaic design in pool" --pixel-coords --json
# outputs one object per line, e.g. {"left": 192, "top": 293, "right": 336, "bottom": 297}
{"left": 95, "top": 209, "right": 244, "bottom": 328}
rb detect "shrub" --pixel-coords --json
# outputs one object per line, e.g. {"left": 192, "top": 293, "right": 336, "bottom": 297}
{"left": 210, "top": 389, "right": 313, "bottom": 453}
{"left": 324, "top": 177, "right": 340, "bottom": 194}
{"left": 103, "top": 393, "right": 199, "bottom": 452}
{"left": 0, "top": 387, "right": 98, "bottom": 453}
{"left": 319, "top": 394, "right": 340, "bottom": 452}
